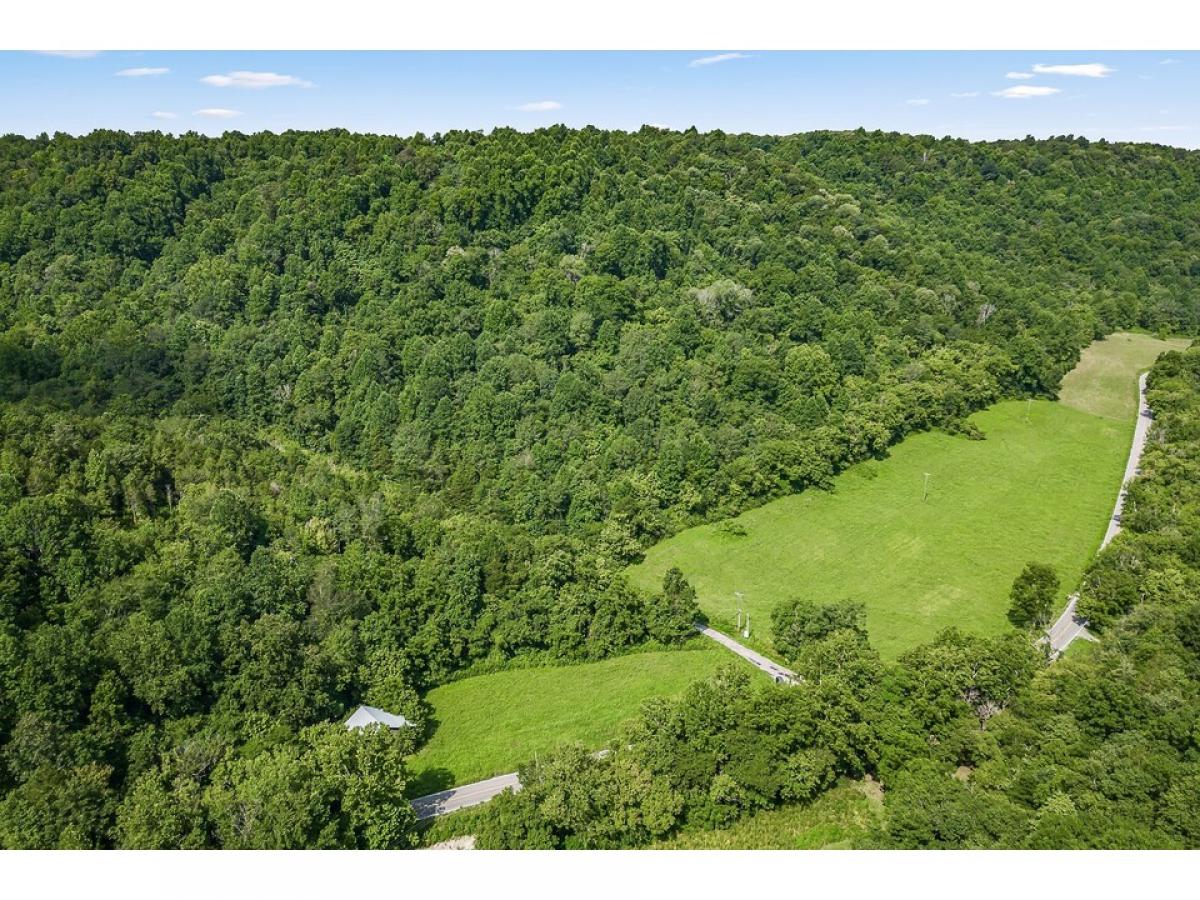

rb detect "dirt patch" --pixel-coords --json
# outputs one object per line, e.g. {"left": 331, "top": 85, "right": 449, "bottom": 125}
{"left": 953, "top": 765, "right": 973, "bottom": 782}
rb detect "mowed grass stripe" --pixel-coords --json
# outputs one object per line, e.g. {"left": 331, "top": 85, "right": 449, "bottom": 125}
{"left": 408, "top": 643, "right": 742, "bottom": 794}
{"left": 628, "top": 333, "right": 1186, "bottom": 660}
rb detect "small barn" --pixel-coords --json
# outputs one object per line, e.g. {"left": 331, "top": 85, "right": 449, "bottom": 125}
{"left": 344, "top": 704, "right": 413, "bottom": 731}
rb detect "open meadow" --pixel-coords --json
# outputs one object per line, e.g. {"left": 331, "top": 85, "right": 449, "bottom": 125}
{"left": 407, "top": 643, "right": 744, "bottom": 794}
{"left": 629, "top": 333, "right": 1188, "bottom": 660}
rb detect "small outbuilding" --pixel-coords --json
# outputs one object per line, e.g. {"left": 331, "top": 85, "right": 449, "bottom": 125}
{"left": 344, "top": 704, "right": 413, "bottom": 731}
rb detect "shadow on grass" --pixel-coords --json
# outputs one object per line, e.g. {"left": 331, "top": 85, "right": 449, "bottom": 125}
{"left": 404, "top": 708, "right": 457, "bottom": 798}
{"left": 406, "top": 765, "right": 457, "bottom": 799}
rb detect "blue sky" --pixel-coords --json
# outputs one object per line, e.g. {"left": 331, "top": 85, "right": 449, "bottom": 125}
{"left": 3, "top": 51, "right": 1197, "bottom": 146}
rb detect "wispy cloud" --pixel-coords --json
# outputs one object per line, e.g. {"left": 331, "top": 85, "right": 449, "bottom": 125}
{"left": 907, "top": 98, "right": 931, "bottom": 106}
{"left": 35, "top": 50, "right": 101, "bottom": 59}
{"left": 1140, "top": 124, "right": 1194, "bottom": 132}
{"left": 1031, "top": 63, "right": 1114, "bottom": 78}
{"left": 515, "top": 100, "right": 562, "bottom": 112}
{"left": 195, "top": 108, "right": 242, "bottom": 118}
{"left": 950, "top": 91, "right": 980, "bottom": 98}
{"left": 117, "top": 67, "right": 169, "bottom": 78}
{"left": 688, "top": 52, "right": 751, "bottom": 68}
{"left": 151, "top": 111, "right": 178, "bottom": 120}
{"left": 1005, "top": 71, "right": 1034, "bottom": 80}
{"left": 994, "top": 85, "right": 1062, "bottom": 99}
{"left": 201, "top": 71, "right": 313, "bottom": 89}
{"left": 1160, "top": 58, "right": 1182, "bottom": 65}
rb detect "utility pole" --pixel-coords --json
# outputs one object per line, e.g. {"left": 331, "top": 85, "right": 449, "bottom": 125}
{"left": 743, "top": 615, "right": 751, "bottom": 639}
{"left": 923, "top": 472, "right": 932, "bottom": 502}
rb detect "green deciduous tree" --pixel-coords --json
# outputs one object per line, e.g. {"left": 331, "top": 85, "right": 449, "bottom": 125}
{"left": 1007, "top": 562, "right": 1059, "bottom": 629}
{"left": 771, "top": 598, "right": 868, "bottom": 662}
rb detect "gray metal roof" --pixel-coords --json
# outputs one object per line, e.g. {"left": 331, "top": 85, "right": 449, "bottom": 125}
{"left": 344, "top": 704, "right": 412, "bottom": 730}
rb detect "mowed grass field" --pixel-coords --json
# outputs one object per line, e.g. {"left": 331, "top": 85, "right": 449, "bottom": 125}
{"left": 1058, "top": 332, "right": 1188, "bottom": 420}
{"left": 407, "top": 643, "right": 742, "bottom": 794}
{"left": 629, "top": 333, "right": 1188, "bottom": 660}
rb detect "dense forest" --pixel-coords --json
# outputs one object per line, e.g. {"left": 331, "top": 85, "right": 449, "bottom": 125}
{"left": 0, "top": 126, "right": 1198, "bottom": 847}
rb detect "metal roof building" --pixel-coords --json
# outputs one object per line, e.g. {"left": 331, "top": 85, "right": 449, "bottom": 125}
{"left": 344, "top": 704, "right": 413, "bottom": 730}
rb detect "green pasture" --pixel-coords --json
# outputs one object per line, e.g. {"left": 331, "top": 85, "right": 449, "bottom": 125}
{"left": 629, "top": 333, "right": 1186, "bottom": 660}
{"left": 408, "top": 643, "right": 742, "bottom": 794}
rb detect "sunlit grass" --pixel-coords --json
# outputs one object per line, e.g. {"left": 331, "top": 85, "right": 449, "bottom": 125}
{"left": 408, "top": 643, "right": 744, "bottom": 794}
{"left": 629, "top": 334, "right": 1184, "bottom": 660}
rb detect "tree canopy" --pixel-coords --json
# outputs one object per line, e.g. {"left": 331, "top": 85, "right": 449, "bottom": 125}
{"left": 0, "top": 125, "right": 1198, "bottom": 847}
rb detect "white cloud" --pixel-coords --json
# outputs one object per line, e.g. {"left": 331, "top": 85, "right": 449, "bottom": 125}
{"left": 1005, "top": 71, "right": 1035, "bottom": 80}
{"left": 1140, "top": 125, "right": 1193, "bottom": 132}
{"left": 201, "top": 71, "right": 313, "bottom": 89}
{"left": 1160, "top": 58, "right": 1182, "bottom": 65}
{"left": 195, "top": 108, "right": 242, "bottom": 118}
{"left": 688, "top": 52, "right": 751, "bottom": 68}
{"left": 515, "top": 100, "right": 562, "bottom": 112}
{"left": 907, "top": 98, "right": 931, "bottom": 106}
{"left": 950, "top": 91, "right": 980, "bottom": 98}
{"left": 35, "top": 50, "right": 101, "bottom": 59}
{"left": 117, "top": 67, "right": 169, "bottom": 77}
{"left": 1031, "top": 63, "right": 1114, "bottom": 78}
{"left": 994, "top": 85, "right": 1062, "bottom": 99}
{"left": 151, "top": 111, "right": 178, "bottom": 120}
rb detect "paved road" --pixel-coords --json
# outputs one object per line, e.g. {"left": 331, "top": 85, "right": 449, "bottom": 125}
{"left": 1100, "top": 371, "right": 1154, "bottom": 551}
{"left": 412, "top": 771, "right": 521, "bottom": 820}
{"left": 1045, "top": 593, "right": 1093, "bottom": 656}
{"left": 697, "top": 624, "right": 798, "bottom": 684}
{"left": 1046, "top": 371, "right": 1153, "bottom": 656}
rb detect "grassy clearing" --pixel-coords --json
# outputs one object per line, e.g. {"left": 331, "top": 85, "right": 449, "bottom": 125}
{"left": 1057, "top": 332, "right": 1190, "bottom": 420}
{"left": 1061, "top": 637, "right": 1100, "bottom": 661}
{"left": 408, "top": 643, "right": 742, "bottom": 795}
{"left": 629, "top": 334, "right": 1184, "bottom": 660}
{"left": 652, "top": 779, "right": 884, "bottom": 849}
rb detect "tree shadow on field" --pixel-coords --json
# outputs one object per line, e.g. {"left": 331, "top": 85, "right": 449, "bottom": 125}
{"left": 406, "top": 765, "right": 457, "bottom": 799}
{"left": 404, "top": 710, "right": 456, "bottom": 798}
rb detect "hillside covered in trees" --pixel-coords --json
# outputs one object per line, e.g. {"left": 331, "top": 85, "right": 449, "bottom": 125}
{"left": 0, "top": 126, "right": 1198, "bottom": 847}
